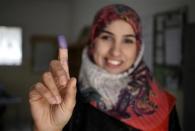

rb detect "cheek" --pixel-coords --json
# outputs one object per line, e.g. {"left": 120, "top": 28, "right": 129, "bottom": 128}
{"left": 125, "top": 47, "right": 137, "bottom": 64}
{"left": 92, "top": 44, "right": 107, "bottom": 65}
{"left": 93, "top": 41, "right": 110, "bottom": 57}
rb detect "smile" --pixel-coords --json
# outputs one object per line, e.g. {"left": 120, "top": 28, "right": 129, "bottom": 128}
{"left": 106, "top": 59, "right": 122, "bottom": 66}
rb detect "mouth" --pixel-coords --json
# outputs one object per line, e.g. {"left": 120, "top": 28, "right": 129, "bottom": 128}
{"left": 105, "top": 58, "right": 123, "bottom": 67}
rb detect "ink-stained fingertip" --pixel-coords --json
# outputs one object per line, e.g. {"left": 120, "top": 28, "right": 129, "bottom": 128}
{"left": 57, "top": 35, "right": 67, "bottom": 49}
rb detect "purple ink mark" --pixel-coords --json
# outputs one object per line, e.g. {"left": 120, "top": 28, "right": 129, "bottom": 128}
{"left": 57, "top": 35, "right": 67, "bottom": 49}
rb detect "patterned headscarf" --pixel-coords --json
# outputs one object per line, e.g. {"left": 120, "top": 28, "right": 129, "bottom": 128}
{"left": 79, "top": 4, "right": 176, "bottom": 131}
{"left": 90, "top": 4, "right": 141, "bottom": 43}
{"left": 88, "top": 4, "right": 141, "bottom": 56}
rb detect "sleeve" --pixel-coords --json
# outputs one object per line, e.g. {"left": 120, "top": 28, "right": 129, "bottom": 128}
{"left": 168, "top": 106, "right": 181, "bottom": 131}
{"left": 63, "top": 89, "right": 87, "bottom": 131}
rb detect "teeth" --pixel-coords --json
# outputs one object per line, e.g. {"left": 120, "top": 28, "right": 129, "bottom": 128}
{"left": 107, "top": 59, "right": 121, "bottom": 65}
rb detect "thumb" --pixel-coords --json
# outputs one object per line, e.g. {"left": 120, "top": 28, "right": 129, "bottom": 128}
{"left": 61, "top": 77, "right": 77, "bottom": 113}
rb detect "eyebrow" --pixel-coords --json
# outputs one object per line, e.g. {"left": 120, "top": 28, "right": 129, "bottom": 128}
{"left": 101, "top": 30, "right": 136, "bottom": 38}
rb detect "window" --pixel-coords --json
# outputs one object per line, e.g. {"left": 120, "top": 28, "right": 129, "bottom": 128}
{"left": 0, "top": 26, "right": 22, "bottom": 65}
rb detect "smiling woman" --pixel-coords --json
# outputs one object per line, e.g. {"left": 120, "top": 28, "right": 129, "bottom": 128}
{"left": 76, "top": 4, "right": 178, "bottom": 131}
{"left": 92, "top": 20, "right": 137, "bottom": 74}
{"left": 29, "top": 4, "right": 180, "bottom": 131}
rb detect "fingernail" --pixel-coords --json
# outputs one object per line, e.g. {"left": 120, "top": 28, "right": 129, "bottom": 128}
{"left": 55, "top": 96, "right": 61, "bottom": 104}
{"left": 59, "top": 76, "right": 67, "bottom": 86}
{"left": 58, "top": 35, "right": 67, "bottom": 49}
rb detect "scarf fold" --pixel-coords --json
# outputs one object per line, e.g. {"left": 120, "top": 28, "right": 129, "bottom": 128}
{"left": 78, "top": 47, "right": 175, "bottom": 131}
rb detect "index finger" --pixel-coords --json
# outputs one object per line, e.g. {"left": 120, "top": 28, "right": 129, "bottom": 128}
{"left": 58, "top": 35, "right": 70, "bottom": 79}
{"left": 50, "top": 60, "right": 68, "bottom": 88}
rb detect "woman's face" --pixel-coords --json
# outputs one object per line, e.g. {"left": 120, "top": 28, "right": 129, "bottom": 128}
{"left": 93, "top": 19, "right": 138, "bottom": 74}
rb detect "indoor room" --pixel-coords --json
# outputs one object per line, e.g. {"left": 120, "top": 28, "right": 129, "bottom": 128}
{"left": 0, "top": 0, "right": 195, "bottom": 130}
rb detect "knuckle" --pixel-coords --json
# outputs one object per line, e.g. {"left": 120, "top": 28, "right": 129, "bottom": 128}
{"left": 49, "top": 60, "right": 58, "bottom": 67}
{"left": 29, "top": 89, "right": 38, "bottom": 101}
{"left": 34, "top": 82, "right": 40, "bottom": 87}
{"left": 29, "top": 89, "right": 34, "bottom": 97}
{"left": 34, "top": 82, "right": 43, "bottom": 90}
{"left": 42, "top": 72, "right": 51, "bottom": 80}
{"left": 56, "top": 70, "right": 65, "bottom": 76}
{"left": 42, "top": 72, "right": 48, "bottom": 78}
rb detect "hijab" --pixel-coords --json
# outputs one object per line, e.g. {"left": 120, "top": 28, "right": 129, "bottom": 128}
{"left": 78, "top": 4, "right": 175, "bottom": 131}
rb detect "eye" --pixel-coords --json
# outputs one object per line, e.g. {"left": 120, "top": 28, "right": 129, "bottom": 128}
{"left": 123, "top": 38, "right": 136, "bottom": 44}
{"left": 99, "top": 34, "right": 113, "bottom": 42}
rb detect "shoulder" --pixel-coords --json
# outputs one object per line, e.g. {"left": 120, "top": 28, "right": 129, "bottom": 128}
{"left": 64, "top": 92, "right": 138, "bottom": 131}
{"left": 168, "top": 106, "right": 181, "bottom": 131}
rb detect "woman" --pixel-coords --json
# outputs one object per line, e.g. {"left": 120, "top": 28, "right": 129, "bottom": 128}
{"left": 29, "top": 4, "right": 180, "bottom": 131}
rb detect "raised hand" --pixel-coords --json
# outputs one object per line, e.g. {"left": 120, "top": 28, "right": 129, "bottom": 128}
{"left": 29, "top": 36, "right": 76, "bottom": 131}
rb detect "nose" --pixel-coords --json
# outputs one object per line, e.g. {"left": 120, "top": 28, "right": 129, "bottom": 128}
{"left": 109, "top": 42, "right": 121, "bottom": 57}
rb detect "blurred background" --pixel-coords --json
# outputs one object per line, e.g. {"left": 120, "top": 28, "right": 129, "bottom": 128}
{"left": 0, "top": 0, "right": 195, "bottom": 130}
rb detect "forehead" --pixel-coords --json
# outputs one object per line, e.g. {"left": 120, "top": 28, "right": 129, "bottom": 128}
{"left": 104, "top": 20, "right": 135, "bottom": 35}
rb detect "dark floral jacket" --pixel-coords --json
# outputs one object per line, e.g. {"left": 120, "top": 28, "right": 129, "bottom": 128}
{"left": 63, "top": 91, "right": 181, "bottom": 131}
